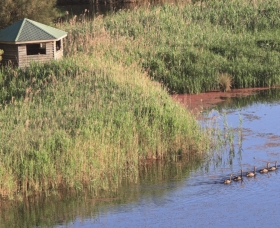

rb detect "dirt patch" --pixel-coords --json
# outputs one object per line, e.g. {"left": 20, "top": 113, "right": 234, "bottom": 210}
{"left": 172, "top": 88, "right": 271, "bottom": 114}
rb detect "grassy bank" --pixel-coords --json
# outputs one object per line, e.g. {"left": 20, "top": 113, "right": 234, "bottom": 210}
{"left": 0, "top": 54, "right": 208, "bottom": 199}
{"left": 61, "top": 0, "right": 280, "bottom": 94}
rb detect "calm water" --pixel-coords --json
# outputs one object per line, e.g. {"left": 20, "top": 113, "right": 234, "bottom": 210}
{"left": 1, "top": 89, "right": 280, "bottom": 228}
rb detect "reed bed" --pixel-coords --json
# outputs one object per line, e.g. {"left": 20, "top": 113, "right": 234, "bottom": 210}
{"left": 60, "top": 0, "right": 280, "bottom": 94}
{"left": 0, "top": 53, "right": 208, "bottom": 199}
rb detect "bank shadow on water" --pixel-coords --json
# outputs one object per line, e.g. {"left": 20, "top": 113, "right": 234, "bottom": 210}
{"left": 212, "top": 87, "right": 280, "bottom": 111}
{"left": 0, "top": 157, "right": 205, "bottom": 228}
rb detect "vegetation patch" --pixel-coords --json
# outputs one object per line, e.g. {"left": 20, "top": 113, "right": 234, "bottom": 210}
{"left": 0, "top": 55, "right": 208, "bottom": 199}
{"left": 59, "top": 0, "right": 280, "bottom": 93}
{"left": 218, "top": 73, "right": 232, "bottom": 92}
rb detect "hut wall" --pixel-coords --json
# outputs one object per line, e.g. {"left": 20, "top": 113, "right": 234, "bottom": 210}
{"left": 18, "top": 42, "right": 54, "bottom": 68}
{"left": 54, "top": 39, "right": 64, "bottom": 60}
{"left": 0, "top": 43, "right": 19, "bottom": 66}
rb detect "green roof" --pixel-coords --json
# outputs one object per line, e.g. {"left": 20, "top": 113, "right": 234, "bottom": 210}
{"left": 0, "top": 18, "right": 67, "bottom": 43}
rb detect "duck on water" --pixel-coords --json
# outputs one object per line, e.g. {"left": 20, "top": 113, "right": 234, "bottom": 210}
{"left": 259, "top": 162, "right": 270, "bottom": 173}
{"left": 224, "top": 174, "right": 232, "bottom": 184}
{"left": 246, "top": 166, "right": 257, "bottom": 177}
{"left": 268, "top": 161, "right": 278, "bottom": 171}
{"left": 233, "top": 170, "right": 243, "bottom": 181}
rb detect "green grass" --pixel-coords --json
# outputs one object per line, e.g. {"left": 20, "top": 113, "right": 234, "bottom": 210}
{"left": 0, "top": 54, "right": 208, "bottom": 199}
{"left": 60, "top": 0, "right": 280, "bottom": 94}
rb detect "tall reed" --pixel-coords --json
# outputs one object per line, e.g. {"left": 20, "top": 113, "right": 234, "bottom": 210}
{"left": 0, "top": 53, "right": 208, "bottom": 198}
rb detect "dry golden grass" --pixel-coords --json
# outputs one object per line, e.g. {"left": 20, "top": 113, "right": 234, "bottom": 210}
{"left": 218, "top": 73, "right": 232, "bottom": 92}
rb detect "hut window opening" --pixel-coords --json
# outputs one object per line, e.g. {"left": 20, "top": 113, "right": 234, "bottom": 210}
{"left": 56, "top": 40, "right": 61, "bottom": 51}
{"left": 26, "top": 43, "right": 46, "bottom": 55}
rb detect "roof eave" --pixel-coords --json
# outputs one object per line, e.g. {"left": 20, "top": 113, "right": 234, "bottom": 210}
{"left": 0, "top": 35, "right": 67, "bottom": 44}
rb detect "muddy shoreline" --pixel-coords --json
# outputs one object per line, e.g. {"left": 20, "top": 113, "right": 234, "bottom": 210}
{"left": 172, "top": 87, "right": 272, "bottom": 113}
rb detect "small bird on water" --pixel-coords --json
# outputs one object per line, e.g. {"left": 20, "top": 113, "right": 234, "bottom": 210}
{"left": 233, "top": 169, "right": 243, "bottom": 181}
{"left": 224, "top": 174, "right": 232, "bottom": 184}
{"left": 268, "top": 161, "right": 278, "bottom": 171}
{"left": 259, "top": 162, "right": 270, "bottom": 173}
{"left": 246, "top": 166, "right": 257, "bottom": 177}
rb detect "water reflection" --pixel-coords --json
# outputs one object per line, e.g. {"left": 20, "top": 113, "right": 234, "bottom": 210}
{"left": 214, "top": 88, "right": 280, "bottom": 111}
{"left": 0, "top": 158, "right": 203, "bottom": 228}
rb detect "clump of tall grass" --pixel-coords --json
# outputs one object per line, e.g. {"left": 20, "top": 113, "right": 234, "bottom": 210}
{"left": 0, "top": 59, "right": 86, "bottom": 106}
{"left": 218, "top": 73, "right": 232, "bottom": 92}
{"left": 0, "top": 53, "right": 209, "bottom": 199}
